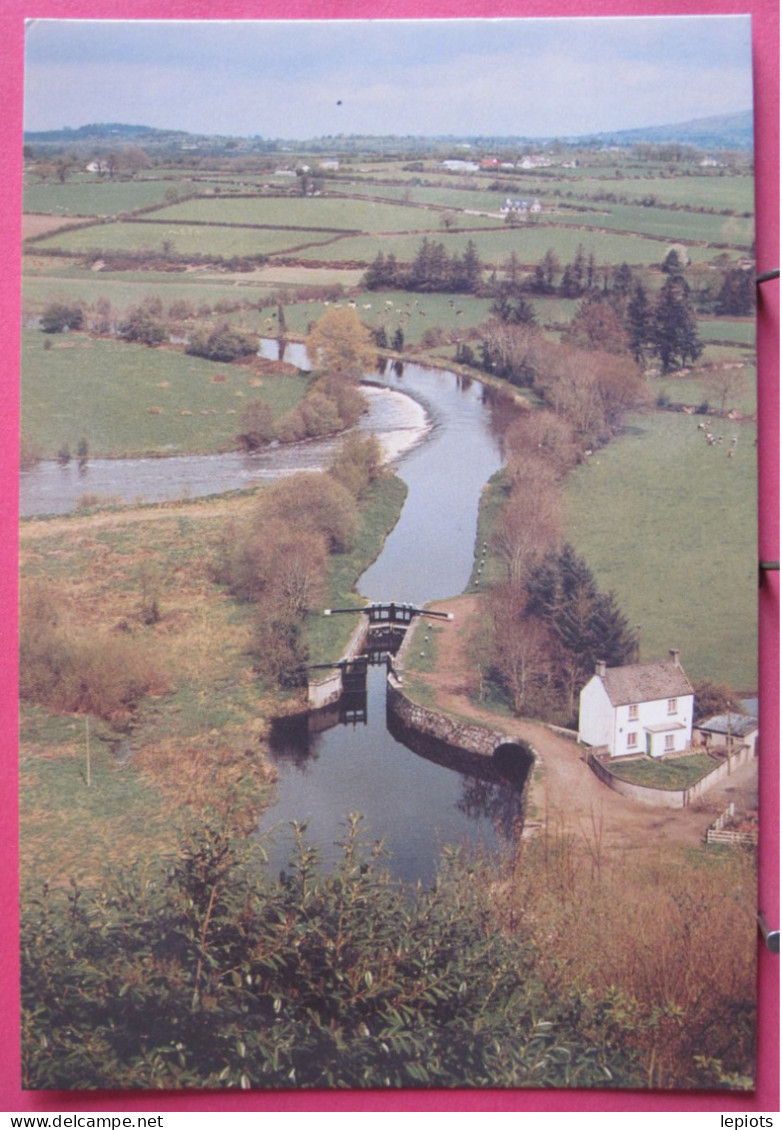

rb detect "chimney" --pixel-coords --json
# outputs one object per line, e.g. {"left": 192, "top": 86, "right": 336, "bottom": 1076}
{"left": 669, "top": 648, "right": 681, "bottom": 667}
{"left": 596, "top": 660, "right": 606, "bottom": 677}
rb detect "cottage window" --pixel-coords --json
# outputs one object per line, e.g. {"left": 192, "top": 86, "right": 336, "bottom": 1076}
{"left": 628, "top": 704, "right": 639, "bottom": 720}
{"left": 664, "top": 734, "right": 675, "bottom": 752}
{"left": 667, "top": 698, "right": 677, "bottom": 714}
{"left": 627, "top": 732, "right": 638, "bottom": 749}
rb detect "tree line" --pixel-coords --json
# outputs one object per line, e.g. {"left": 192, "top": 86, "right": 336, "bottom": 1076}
{"left": 363, "top": 237, "right": 484, "bottom": 294}
{"left": 216, "top": 432, "right": 383, "bottom": 689}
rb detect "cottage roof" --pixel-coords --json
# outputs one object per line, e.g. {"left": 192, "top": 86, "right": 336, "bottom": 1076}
{"left": 600, "top": 660, "right": 693, "bottom": 706}
{"left": 697, "top": 713, "right": 758, "bottom": 738}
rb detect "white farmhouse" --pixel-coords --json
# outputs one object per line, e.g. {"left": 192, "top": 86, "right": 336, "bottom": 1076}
{"left": 578, "top": 649, "right": 694, "bottom": 758}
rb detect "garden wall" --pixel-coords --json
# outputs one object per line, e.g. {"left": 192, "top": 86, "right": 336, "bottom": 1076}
{"left": 586, "top": 742, "right": 756, "bottom": 809}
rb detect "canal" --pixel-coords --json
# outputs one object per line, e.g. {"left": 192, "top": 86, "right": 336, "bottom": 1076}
{"left": 258, "top": 358, "right": 526, "bottom": 885}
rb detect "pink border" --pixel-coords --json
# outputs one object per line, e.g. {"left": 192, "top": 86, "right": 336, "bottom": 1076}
{"left": 2, "top": 0, "right": 778, "bottom": 1113}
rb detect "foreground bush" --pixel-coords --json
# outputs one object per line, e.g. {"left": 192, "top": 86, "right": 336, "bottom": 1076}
{"left": 20, "top": 580, "right": 167, "bottom": 721}
{"left": 22, "top": 816, "right": 643, "bottom": 1091}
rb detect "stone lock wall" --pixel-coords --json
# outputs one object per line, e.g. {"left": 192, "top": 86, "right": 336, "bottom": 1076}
{"left": 387, "top": 678, "right": 513, "bottom": 759}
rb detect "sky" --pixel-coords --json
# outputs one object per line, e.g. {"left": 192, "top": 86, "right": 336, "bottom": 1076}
{"left": 23, "top": 16, "right": 754, "bottom": 140}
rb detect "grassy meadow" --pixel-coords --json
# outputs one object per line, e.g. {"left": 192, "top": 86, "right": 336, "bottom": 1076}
{"left": 21, "top": 328, "right": 310, "bottom": 458}
{"left": 564, "top": 410, "right": 757, "bottom": 689}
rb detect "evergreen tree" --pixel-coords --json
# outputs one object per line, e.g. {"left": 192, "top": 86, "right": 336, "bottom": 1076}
{"left": 363, "top": 251, "right": 387, "bottom": 290}
{"left": 651, "top": 275, "right": 703, "bottom": 371}
{"left": 626, "top": 281, "right": 651, "bottom": 363}
{"left": 459, "top": 239, "right": 483, "bottom": 293}
{"left": 716, "top": 267, "right": 754, "bottom": 316}
{"left": 526, "top": 544, "right": 635, "bottom": 717}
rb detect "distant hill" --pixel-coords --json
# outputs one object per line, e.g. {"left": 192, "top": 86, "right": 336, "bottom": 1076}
{"left": 24, "top": 110, "right": 754, "bottom": 152}
{"left": 571, "top": 111, "right": 754, "bottom": 151}
{"left": 24, "top": 122, "right": 189, "bottom": 145}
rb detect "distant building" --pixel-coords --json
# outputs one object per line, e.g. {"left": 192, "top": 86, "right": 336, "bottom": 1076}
{"left": 500, "top": 197, "right": 542, "bottom": 216}
{"left": 695, "top": 712, "right": 758, "bottom": 756}
{"left": 578, "top": 650, "right": 694, "bottom": 758}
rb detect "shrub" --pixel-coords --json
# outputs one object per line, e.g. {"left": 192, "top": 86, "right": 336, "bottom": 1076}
{"left": 237, "top": 398, "right": 275, "bottom": 451}
{"left": 186, "top": 323, "right": 258, "bottom": 363}
{"left": 40, "top": 301, "right": 83, "bottom": 334}
{"left": 118, "top": 303, "right": 168, "bottom": 346}
{"left": 329, "top": 433, "right": 383, "bottom": 498}
{"left": 21, "top": 817, "right": 645, "bottom": 1090}
{"left": 20, "top": 580, "right": 167, "bottom": 721}
{"left": 259, "top": 472, "right": 358, "bottom": 554}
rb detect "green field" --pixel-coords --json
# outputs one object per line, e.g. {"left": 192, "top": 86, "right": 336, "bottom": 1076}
{"left": 526, "top": 173, "right": 755, "bottom": 213}
{"left": 34, "top": 220, "right": 344, "bottom": 258}
{"left": 655, "top": 361, "right": 757, "bottom": 416}
{"left": 21, "top": 329, "right": 310, "bottom": 458}
{"left": 151, "top": 194, "right": 469, "bottom": 232}
{"left": 23, "top": 178, "right": 222, "bottom": 217}
{"left": 22, "top": 271, "right": 277, "bottom": 315}
{"left": 290, "top": 224, "right": 730, "bottom": 267}
{"left": 548, "top": 203, "right": 754, "bottom": 249}
{"left": 565, "top": 411, "right": 757, "bottom": 689}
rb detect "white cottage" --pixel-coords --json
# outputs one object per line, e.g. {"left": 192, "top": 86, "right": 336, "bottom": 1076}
{"left": 578, "top": 649, "right": 694, "bottom": 758}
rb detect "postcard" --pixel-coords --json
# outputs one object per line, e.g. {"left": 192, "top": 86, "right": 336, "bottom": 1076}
{"left": 18, "top": 14, "right": 765, "bottom": 1096}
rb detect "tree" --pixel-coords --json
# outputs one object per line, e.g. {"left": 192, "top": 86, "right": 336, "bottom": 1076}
{"left": 458, "top": 239, "right": 483, "bottom": 293}
{"left": 692, "top": 678, "right": 744, "bottom": 723}
{"left": 186, "top": 323, "right": 258, "bottom": 362}
{"left": 503, "top": 410, "right": 579, "bottom": 479}
{"left": 490, "top": 468, "right": 561, "bottom": 588}
{"left": 490, "top": 286, "right": 537, "bottom": 326}
{"left": 626, "top": 281, "right": 651, "bottom": 363}
{"left": 703, "top": 364, "right": 748, "bottom": 416}
{"left": 237, "top": 398, "right": 275, "bottom": 451}
{"left": 662, "top": 247, "right": 687, "bottom": 274}
{"left": 479, "top": 319, "right": 539, "bottom": 387}
{"left": 40, "top": 302, "right": 83, "bottom": 334}
{"left": 329, "top": 432, "right": 382, "bottom": 497}
{"left": 716, "top": 268, "right": 754, "bottom": 316}
{"left": 651, "top": 275, "right": 703, "bottom": 371}
{"left": 563, "top": 299, "right": 630, "bottom": 354}
{"left": 488, "top": 583, "right": 554, "bottom": 716}
{"left": 305, "top": 307, "right": 376, "bottom": 381}
{"left": 593, "top": 352, "right": 651, "bottom": 429}
{"left": 259, "top": 471, "right": 358, "bottom": 554}
{"left": 531, "top": 249, "right": 560, "bottom": 295}
{"left": 526, "top": 544, "right": 635, "bottom": 720}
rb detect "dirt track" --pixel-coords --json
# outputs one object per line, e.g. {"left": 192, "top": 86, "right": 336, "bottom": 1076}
{"left": 419, "top": 594, "right": 757, "bottom": 854}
